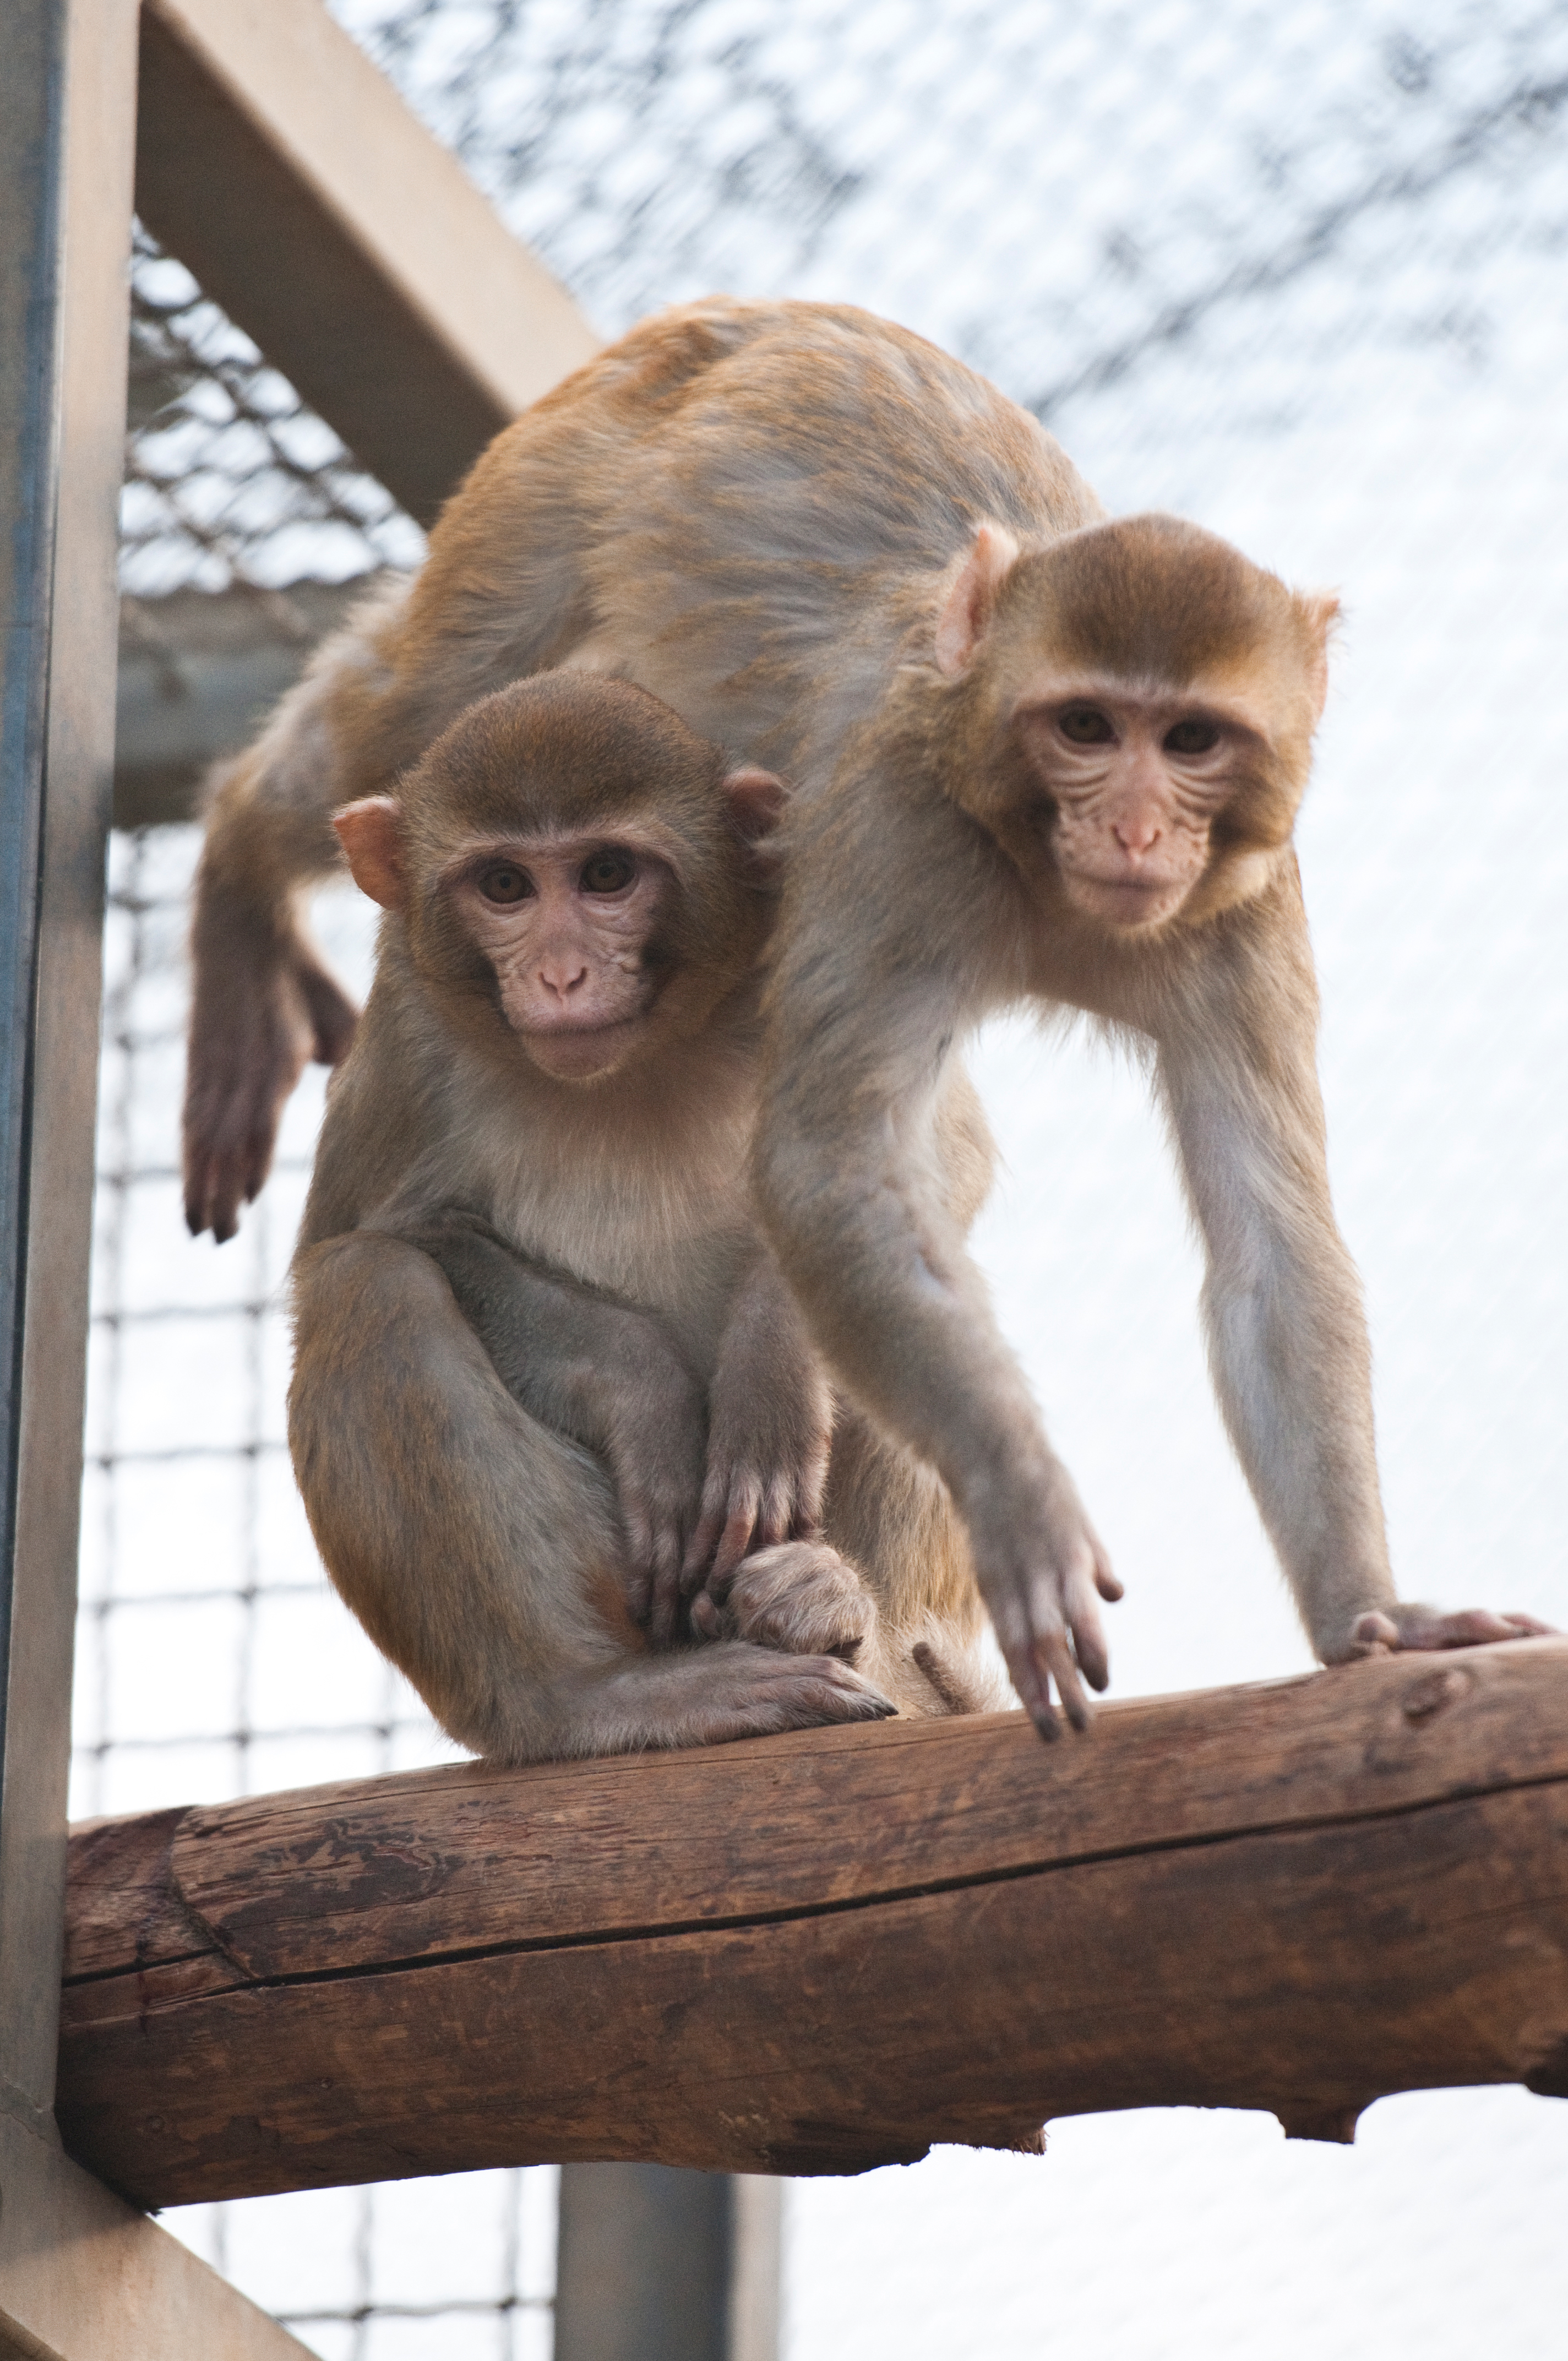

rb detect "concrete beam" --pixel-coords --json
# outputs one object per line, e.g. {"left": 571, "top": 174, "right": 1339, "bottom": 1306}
{"left": 135, "top": 0, "right": 601, "bottom": 526}
{"left": 557, "top": 2167, "right": 781, "bottom": 2361}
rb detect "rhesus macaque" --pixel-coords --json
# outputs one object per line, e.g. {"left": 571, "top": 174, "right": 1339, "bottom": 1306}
{"left": 196, "top": 299, "right": 1549, "bottom": 1740}
{"left": 288, "top": 669, "right": 1006, "bottom": 1760}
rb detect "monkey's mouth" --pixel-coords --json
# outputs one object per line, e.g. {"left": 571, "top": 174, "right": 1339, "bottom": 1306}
{"left": 524, "top": 1016, "right": 643, "bottom": 1079}
{"left": 1063, "top": 872, "right": 1187, "bottom": 928}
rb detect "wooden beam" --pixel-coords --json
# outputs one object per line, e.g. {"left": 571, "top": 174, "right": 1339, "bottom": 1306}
{"left": 115, "top": 581, "right": 378, "bottom": 828}
{"left": 57, "top": 1641, "right": 1568, "bottom": 2206}
{"left": 134, "top": 0, "right": 601, "bottom": 526}
{"left": 0, "top": 2113, "right": 314, "bottom": 2361}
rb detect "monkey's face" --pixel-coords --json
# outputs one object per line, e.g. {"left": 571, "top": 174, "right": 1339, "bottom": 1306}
{"left": 1013, "top": 684, "right": 1270, "bottom": 932}
{"left": 932, "top": 514, "right": 1333, "bottom": 937}
{"left": 334, "top": 674, "right": 787, "bottom": 1092}
{"left": 453, "top": 830, "right": 683, "bottom": 1081}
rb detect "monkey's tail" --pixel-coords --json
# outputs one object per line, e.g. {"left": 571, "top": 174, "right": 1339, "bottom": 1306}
{"left": 910, "top": 1633, "right": 1014, "bottom": 1717}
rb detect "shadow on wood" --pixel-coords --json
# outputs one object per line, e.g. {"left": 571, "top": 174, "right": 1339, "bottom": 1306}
{"left": 56, "top": 1640, "right": 1568, "bottom": 2207}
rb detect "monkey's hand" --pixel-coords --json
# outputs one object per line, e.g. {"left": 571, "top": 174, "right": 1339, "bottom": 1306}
{"left": 692, "top": 1540, "right": 878, "bottom": 1663}
{"left": 184, "top": 905, "right": 358, "bottom": 1242}
{"left": 965, "top": 1446, "right": 1124, "bottom": 1741}
{"left": 1324, "top": 1601, "right": 1559, "bottom": 1661}
{"left": 682, "top": 1255, "right": 833, "bottom": 1594}
{"left": 595, "top": 1343, "right": 710, "bottom": 1645}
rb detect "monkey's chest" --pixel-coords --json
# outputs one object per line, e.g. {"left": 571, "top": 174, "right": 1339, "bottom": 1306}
{"left": 492, "top": 1163, "right": 752, "bottom": 1348}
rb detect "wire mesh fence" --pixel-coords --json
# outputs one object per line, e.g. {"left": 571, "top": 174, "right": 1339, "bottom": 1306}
{"left": 83, "top": 0, "right": 1568, "bottom": 2352}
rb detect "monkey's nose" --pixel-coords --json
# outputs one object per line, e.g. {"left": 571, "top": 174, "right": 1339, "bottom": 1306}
{"left": 539, "top": 959, "right": 590, "bottom": 1002}
{"left": 1113, "top": 815, "right": 1161, "bottom": 856}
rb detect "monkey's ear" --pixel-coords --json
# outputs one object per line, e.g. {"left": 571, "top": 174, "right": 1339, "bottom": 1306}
{"left": 1297, "top": 592, "right": 1341, "bottom": 722}
{"left": 334, "top": 797, "right": 406, "bottom": 910}
{"left": 723, "top": 766, "right": 788, "bottom": 845}
{"left": 934, "top": 522, "right": 1022, "bottom": 677}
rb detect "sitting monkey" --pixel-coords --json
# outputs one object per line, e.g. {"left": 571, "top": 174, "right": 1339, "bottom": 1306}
{"left": 288, "top": 669, "right": 1009, "bottom": 1761}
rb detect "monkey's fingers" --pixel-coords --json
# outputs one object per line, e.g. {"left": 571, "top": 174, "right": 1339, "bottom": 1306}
{"left": 183, "top": 1108, "right": 279, "bottom": 1242}
{"left": 710, "top": 1494, "right": 763, "bottom": 1590}
{"left": 1345, "top": 1611, "right": 1398, "bottom": 1657}
{"left": 1035, "top": 1627, "right": 1095, "bottom": 1734}
{"left": 680, "top": 1474, "right": 728, "bottom": 1591}
{"left": 984, "top": 1591, "right": 1063, "bottom": 1739}
{"left": 1064, "top": 1577, "right": 1114, "bottom": 1695}
{"left": 183, "top": 980, "right": 319, "bottom": 1238}
{"left": 684, "top": 1471, "right": 763, "bottom": 1593}
{"left": 1370, "top": 1603, "right": 1560, "bottom": 1653}
{"left": 689, "top": 1592, "right": 732, "bottom": 1642}
{"left": 748, "top": 1480, "right": 791, "bottom": 1558}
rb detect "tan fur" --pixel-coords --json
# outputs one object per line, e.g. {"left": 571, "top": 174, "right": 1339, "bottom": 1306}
{"left": 754, "top": 515, "right": 1550, "bottom": 1729}
{"left": 202, "top": 298, "right": 1542, "bottom": 1738}
{"left": 290, "top": 673, "right": 1006, "bottom": 1765}
{"left": 184, "top": 298, "right": 1099, "bottom": 1240}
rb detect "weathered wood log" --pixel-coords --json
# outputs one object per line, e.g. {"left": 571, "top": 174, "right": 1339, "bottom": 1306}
{"left": 57, "top": 1640, "right": 1568, "bottom": 2207}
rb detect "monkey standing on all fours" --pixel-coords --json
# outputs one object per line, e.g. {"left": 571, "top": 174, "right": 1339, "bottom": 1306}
{"left": 288, "top": 668, "right": 1010, "bottom": 1762}
{"left": 194, "top": 298, "right": 1551, "bottom": 1739}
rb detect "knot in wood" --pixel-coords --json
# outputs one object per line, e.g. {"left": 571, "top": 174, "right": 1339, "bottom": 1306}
{"left": 1401, "top": 1666, "right": 1472, "bottom": 1724}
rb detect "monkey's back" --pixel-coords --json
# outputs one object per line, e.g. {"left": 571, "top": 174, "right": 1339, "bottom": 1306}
{"left": 410, "top": 300, "right": 1106, "bottom": 788}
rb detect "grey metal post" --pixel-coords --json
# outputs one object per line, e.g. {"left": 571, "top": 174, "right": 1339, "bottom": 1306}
{"left": 0, "top": 0, "right": 135, "bottom": 2134}
{"left": 0, "top": 15, "right": 391, "bottom": 2350}
{"left": 556, "top": 2166, "right": 782, "bottom": 2361}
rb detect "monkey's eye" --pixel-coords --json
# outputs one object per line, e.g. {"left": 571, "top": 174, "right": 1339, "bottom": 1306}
{"left": 1164, "top": 717, "right": 1222, "bottom": 756}
{"left": 579, "top": 848, "right": 637, "bottom": 895}
{"left": 1058, "top": 705, "right": 1115, "bottom": 744}
{"left": 479, "top": 863, "right": 533, "bottom": 904}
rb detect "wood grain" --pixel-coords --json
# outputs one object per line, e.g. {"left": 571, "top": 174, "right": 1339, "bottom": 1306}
{"left": 56, "top": 1641, "right": 1568, "bottom": 2205}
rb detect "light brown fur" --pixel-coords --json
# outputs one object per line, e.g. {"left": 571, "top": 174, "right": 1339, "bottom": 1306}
{"left": 197, "top": 299, "right": 1545, "bottom": 1740}
{"left": 755, "top": 514, "right": 1550, "bottom": 1728}
{"left": 289, "top": 672, "right": 1006, "bottom": 1764}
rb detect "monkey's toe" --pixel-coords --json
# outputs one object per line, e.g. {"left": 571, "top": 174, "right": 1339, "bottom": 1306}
{"left": 721, "top": 1541, "right": 876, "bottom": 1662}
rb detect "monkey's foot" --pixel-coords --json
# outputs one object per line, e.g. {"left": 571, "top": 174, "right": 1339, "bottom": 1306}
{"left": 1341, "top": 1602, "right": 1559, "bottom": 1658}
{"left": 693, "top": 1542, "right": 876, "bottom": 1662}
{"left": 184, "top": 935, "right": 360, "bottom": 1242}
{"left": 567, "top": 1640, "right": 895, "bottom": 1752}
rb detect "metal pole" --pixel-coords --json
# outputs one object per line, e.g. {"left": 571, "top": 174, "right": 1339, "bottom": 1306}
{"left": 0, "top": 14, "right": 319, "bottom": 2353}
{"left": 556, "top": 2166, "right": 782, "bottom": 2361}
{"left": 0, "top": 0, "right": 134, "bottom": 2132}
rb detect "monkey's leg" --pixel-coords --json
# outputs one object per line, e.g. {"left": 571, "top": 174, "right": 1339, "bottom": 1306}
{"left": 400, "top": 1214, "right": 710, "bottom": 1640}
{"left": 290, "top": 1234, "right": 894, "bottom": 1763}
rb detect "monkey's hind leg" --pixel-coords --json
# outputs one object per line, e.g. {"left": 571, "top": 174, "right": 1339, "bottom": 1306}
{"left": 553, "top": 1640, "right": 895, "bottom": 1761}
{"left": 290, "top": 1234, "right": 894, "bottom": 1764}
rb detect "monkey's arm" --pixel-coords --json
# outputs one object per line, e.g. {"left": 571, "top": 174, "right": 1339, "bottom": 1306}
{"left": 682, "top": 1250, "right": 834, "bottom": 1594}
{"left": 754, "top": 791, "right": 1119, "bottom": 1741}
{"left": 396, "top": 1216, "right": 707, "bottom": 1637}
{"left": 1155, "top": 874, "right": 1553, "bottom": 1662}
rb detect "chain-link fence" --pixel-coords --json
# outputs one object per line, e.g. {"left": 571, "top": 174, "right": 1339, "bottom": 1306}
{"left": 81, "top": 2, "right": 1568, "bottom": 2352}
